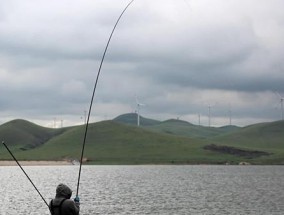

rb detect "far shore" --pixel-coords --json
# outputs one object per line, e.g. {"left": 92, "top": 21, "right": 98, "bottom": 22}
{"left": 0, "top": 160, "right": 72, "bottom": 166}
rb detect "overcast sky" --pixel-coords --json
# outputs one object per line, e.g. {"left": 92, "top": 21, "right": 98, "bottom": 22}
{"left": 0, "top": 0, "right": 284, "bottom": 127}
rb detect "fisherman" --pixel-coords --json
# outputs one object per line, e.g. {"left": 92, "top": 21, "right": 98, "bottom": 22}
{"left": 49, "top": 183, "right": 80, "bottom": 215}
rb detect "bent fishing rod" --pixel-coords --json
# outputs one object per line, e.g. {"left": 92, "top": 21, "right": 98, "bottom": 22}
{"left": 76, "top": 0, "right": 135, "bottom": 198}
{"left": 2, "top": 141, "right": 50, "bottom": 210}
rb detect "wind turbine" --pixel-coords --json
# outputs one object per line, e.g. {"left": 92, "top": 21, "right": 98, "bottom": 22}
{"left": 136, "top": 96, "right": 145, "bottom": 127}
{"left": 207, "top": 103, "right": 216, "bottom": 127}
{"left": 208, "top": 104, "right": 212, "bottom": 127}
{"left": 275, "top": 92, "right": 284, "bottom": 120}
{"left": 228, "top": 103, "right": 232, "bottom": 126}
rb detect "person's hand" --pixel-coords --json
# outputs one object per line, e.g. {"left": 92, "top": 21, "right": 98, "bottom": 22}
{"left": 74, "top": 196, "right": 80, "bottom": 207}
{"left": 74, "top": 196, "right": 80, "bottom": 202}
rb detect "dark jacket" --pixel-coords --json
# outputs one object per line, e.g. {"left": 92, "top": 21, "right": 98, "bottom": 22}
{"left": 49, "top": 184, "right": 80, "bottom": 215}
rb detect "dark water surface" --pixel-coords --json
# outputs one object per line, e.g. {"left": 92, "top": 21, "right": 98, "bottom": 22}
{"left": 0, "top": 165, "right": 283, "bottom": 215}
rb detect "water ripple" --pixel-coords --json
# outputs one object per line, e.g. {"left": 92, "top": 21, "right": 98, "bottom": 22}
{"left": 0, "top": 165, "right": 283, "bottom": 214}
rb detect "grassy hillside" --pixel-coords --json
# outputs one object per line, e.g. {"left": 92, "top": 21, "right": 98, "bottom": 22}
{"left": 0, "top": 116, "right": 283, "bottom": 164}
{"left": 210, "top": 120, "right": 284, "bottom": 164}
{"left": 113, "top": 113, "right": 160, "bottom": 126}
{"left": 114, "top": 113, "right": 241, "bottom": 138}
{"left": 9, "top": 121, "right": 214, "bottom": 164}
{"left": 212, "top": 121, "right": 284, "bottom": 149}
{"left": 144, "top": 119, "right": 240, "bottom": 139}
{"left": 0, "top": 119, "right": 68, "bottom": 149}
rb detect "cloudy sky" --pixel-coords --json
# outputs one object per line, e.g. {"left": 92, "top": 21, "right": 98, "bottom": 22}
{"left": 0, "top": 0, "right": 284, "bottom": 127}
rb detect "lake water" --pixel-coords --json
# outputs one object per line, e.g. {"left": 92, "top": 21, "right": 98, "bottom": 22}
{"left": 0, "top": 165, "right": 283, "bottom": 215}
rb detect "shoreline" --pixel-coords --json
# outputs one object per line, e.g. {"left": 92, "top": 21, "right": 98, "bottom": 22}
{"left": 0, "top": 160, "right": 72, "bottom": 166}
{"left": 1, "top": 160, "right": 282, "bottom": 166}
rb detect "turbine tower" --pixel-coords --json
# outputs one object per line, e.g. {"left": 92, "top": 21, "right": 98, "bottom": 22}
{"left": 276, "top": 92, "right": 284, "bottom": 120}
{"left": 136, "top": 95, "right": 145, "bottom": 126}
{"left": 207, "top": 103, "right": 216, "bottom": 127}
{"left": 228, "top": 103, "right": 232, "bottom": 126}
{"left": 208, "top": 104, "right": 212, "bottom": 127}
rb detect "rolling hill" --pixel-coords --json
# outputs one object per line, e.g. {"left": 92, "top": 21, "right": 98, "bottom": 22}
{"left": 0, "top": 119, "right": 69, "bottom": 149}
{"left": 113, "top": 113, "right": 160, "bottom": 126}
{"left": 114, "top": 113, "right": 241, "bottom": 138}
{"left": 0, "top": 114, "right": 284, "bottom": 164}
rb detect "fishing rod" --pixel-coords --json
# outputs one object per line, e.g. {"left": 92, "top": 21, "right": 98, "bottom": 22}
{"left": 2, "top": 141, "right": 50, "bottom": 210}
{"left": 76, "top": 0, "right": 135, "bottom": 198}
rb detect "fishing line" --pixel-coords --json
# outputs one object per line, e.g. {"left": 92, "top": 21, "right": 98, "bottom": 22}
{"left": 2, "top": 141, "right": 50, "bottom": 211}
{"left": 76, "top": 0, "right": 135, "bottom": 197}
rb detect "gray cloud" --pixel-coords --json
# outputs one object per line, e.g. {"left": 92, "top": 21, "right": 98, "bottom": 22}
{"left": 0, "top": 0, "right": 284, "bottom": 127}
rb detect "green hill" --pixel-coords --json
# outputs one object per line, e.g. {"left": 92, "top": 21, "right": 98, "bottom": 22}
{"left": 0, "top": 115, "right": 283, "bottom": 164}
{"left": 0, "top": 119, "right": 68, "bottom": 149}
{"left": 113, "top": 113, "right": 160, "bottom": 126}
{"left": 144, "top": 119, "right": 240, "bottom": 139}
{"left": 114, "top": 114, "right": 241, "bottom": 139}
{"left": 212, "top": 121, "right": 284, "bottom": 149}
{"left": 210, "top": 120, "right": 284, "bottom": 164}
{"left": 6, "top": 121, "right": 210, "bottom": 164}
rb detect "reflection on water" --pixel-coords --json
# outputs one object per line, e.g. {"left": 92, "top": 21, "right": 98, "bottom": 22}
{"left": 0, "top": 165, "right": 283, "bottom": 215}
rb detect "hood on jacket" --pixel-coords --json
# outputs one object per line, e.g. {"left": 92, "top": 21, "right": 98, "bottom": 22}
{"left": 55, "top": 183, "right": 72, "bottom": 199}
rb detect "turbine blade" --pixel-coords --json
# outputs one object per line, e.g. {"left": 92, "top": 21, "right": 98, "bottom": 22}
{"left": 275, "top": 91, "right": 283, "bottom": 99}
